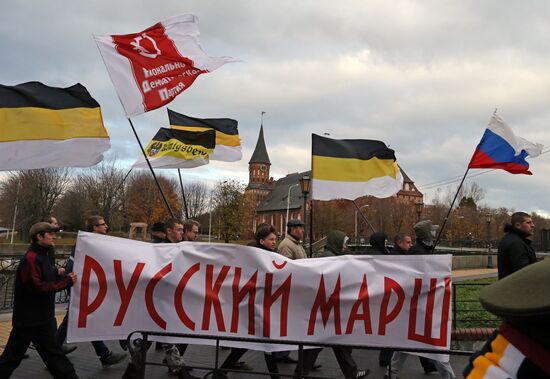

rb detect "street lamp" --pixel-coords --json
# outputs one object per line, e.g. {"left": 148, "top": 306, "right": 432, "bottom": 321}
{"left": 285, "top": 184, "right": 299, "bottom": 236}
{"left": 299, "top": 175, "right": 311, "bottom": 255}
{"left": 486, "top": 213, "right": 493, "bottom": 268}
{"left": 355, "top": 205, "right": 369, "bottom": 245}
{"left": 415, "top": 200, "right": 424, "bottom": 222}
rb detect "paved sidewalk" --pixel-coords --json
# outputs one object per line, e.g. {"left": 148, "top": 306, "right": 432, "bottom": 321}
{"left": 0, "top": 269, "right": 489, "bottom": 378}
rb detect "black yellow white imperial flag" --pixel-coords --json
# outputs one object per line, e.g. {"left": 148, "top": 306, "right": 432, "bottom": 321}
{"left": 0, "top": 82, "right": 110, "bottom": 170}
{"left": 168, "top": 109, "right": 241, "bottom": 162}
{"left": 133, "top": 127, "right": 215, "bottom": 169}
{"left": 311, "top": 134, "right": 403, "bottom": 200}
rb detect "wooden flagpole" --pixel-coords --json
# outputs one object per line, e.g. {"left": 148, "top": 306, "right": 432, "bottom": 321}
{"left": 127, "top": 118, "right": 174, "bottom": 218}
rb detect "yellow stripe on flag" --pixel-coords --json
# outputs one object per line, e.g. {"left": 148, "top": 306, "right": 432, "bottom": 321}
{"left": 0, "top": 107, "right": 108, "bottom": 142}
{"left": 170, "top": 125, "right": 240, "bottom": 147}
{"left": 312, "top": 155, "right": 400, "bottom": 182}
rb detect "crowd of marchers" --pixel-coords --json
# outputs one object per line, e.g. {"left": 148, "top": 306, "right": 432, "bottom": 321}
{"left": 0, "top": 211, "right": 548, "bottom": 379}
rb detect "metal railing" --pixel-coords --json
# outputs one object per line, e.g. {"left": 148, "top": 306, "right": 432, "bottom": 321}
{"left": 125, "top": 331, "right": 474, "bottom": 379}
{"left": 0, "top": 253, "right": 71, "bottom": 311}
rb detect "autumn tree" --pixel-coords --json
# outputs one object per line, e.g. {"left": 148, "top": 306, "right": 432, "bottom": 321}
{"left": 125, "top": 172, "right": 182, "bottom": 226}
{"left": 212, "top": 179, "right": 245, "bottom": 243}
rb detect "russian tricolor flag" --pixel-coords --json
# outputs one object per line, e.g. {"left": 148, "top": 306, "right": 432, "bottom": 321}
{"left": 468, "top": 114, "right": 543, "bottom": 175}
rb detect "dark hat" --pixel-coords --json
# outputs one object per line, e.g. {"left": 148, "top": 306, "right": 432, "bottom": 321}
{"left": 29, "top": 222, "right": 62, "bottom": 236}
{"left": 480, "top": 259, "right": 550, "bottom": 321}
{"left": 151, "top": 222, "right": 165, "bottom": 232}
{"left": 287, "top": 219, "right": 305, "bottom": 227}
{"left": 413, "top": 220, "right": 438, "bottom": 242}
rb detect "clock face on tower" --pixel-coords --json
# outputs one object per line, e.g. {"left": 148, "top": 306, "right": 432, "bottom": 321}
{"left": 260, "top": 165, "right": 267, "bottom": 172}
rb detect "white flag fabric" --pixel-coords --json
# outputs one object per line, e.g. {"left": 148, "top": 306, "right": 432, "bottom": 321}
{"left": 94, "top": 14, "right": 237, "bottom": 117}
{"left": 68, "top": 232, "right": 452, "bottom": 360}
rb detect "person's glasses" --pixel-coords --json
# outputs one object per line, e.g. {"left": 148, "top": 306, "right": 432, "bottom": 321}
{"left": 96, "top": 222, "right": 107, "bottom": 227}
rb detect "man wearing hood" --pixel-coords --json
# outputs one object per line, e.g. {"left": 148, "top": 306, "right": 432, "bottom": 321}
{"left": 367, "top": 232, "right": 390, "bottom": 255}
{"left": 497, "top": 212, "right": 537, "bottom": 279}
{"left": 409, "top": 220, "right": 438, "bottom": 255}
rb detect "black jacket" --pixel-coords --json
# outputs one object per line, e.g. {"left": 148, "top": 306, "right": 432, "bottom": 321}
{"left": 13, "top": 243, "right": 73, "bottom": 327}
{"left": 497, "top": 224, "right": 537, "bottom": 279}
{"left": 409, "top": 240, "right": 434, "bottom": 255}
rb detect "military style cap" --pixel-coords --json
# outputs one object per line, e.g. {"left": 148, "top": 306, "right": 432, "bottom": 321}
{"left": 29, "top": 222, "right": 62, "bottom": 236}
{"left": 413, "top": 220, "right": 438, "bottom": 242}
{"left": 480, "top": 259, "right": 550, "bottom": 320}
{"left": 287, "top": 219, "right": 305, "bottom": 227}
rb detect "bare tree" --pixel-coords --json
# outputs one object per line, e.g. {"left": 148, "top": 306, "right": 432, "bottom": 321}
{"left": 183, "top": 181, "right": 209, "bottom": 220}
{"left": 0, "top": 169, "right": 70, "bottom": 240}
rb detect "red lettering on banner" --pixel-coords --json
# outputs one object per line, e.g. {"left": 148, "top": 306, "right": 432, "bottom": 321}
{"left": 408, "top": 277, "right": 451, "bottom": 347}
{"left": 145, "top": 263, "right": 172, "bottom": 329}
{"left": 307, "top": 274, "right": 342, "bottom": 335}
{"left": 201, "top": 264, "right": 230, "bottom": 332}
{"left": 113, "top": 260, "right": 145, "bottom": 326}
{"left": 230, "top": 268, "right": 258, "bottom": 335}
{"left": 174, "top": 262, "right": 200, "bottom": 330}
{"left": 378, "top": 277, "right": 405, "bottom": 335}
{"left": 78, "top": 255, "right": 107, "bottom": 328}
{"left": 345, "top": 274, "right": 373, "bottom": 334}
{"left": 263, "top": 273, "right": 292, "bottom": 337}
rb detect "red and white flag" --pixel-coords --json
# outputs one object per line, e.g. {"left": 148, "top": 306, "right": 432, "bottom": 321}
{"left": 94, "top": 14, "right": 237, "bottom": 117}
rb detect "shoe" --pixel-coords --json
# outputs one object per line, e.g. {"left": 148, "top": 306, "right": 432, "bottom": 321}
{"left": 277, "top": 356, "right": 298, "bottom": 364}
{"left": 101, "top": 351, "right": 127, "bottom": 367}
{"left": 311, "top": 364, "right": 322, "bottom": 371}
{"left": 424, "top": 367, "right": 438, "bottom": 374}
{"left": 61, "top": 344, "right": 78, "bottom": 355}
{"left": 354, "top": 368, "right": 370, "bottom": 378}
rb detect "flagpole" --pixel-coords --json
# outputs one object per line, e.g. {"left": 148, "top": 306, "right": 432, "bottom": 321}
{"left": 127, "top": 118, "right": 174, "bottom": 218}
{"left": 433, "top": 167, "right": 470, "bottom": 249}
{"left": 178, "top": 168, "right": 189, "bottom": 219}
{"left": 113, "top": 168, "right": 133, "bottom": 196}
{"left": 352, "top": 200, "right": 376, "bottom": 233}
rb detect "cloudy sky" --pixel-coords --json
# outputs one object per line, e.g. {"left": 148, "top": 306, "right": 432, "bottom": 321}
{"left": 2, "top": 1, "right": 550, "bottom": 214}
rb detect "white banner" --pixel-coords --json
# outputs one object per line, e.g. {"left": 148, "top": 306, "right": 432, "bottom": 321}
{"left": 68, "top": 232, "right": 452, "bottom": 355}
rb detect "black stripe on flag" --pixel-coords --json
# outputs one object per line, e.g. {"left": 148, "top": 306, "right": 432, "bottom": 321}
{"left": 312, "top": 134, "right": 396, "bottom": 161}
{"left": 168, "top": 109, "right": 238, "bottom": 135}
{"left": 0, "top": 82, "right": 100, "bottom": 109}
{"left": 152, "top": 128, "right": 216, "bottom": 148}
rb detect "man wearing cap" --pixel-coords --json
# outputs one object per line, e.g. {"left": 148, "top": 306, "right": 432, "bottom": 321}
{"left": 497, "top": 211, "right": 537, "bottom": 279}
{"left": 464, "top": 259, "right": 550, "bottom": 378}
{"left": 409, "top": 220, "right": 438, "bottom": 255}
{"left": 0, "top": 222, "right": 78, "bottom": 378}
{"left": 55, "top": 216, "right": 126, "bottom": 368}
{"left": 277, "top": 219, "right": 307, "bottom": 260}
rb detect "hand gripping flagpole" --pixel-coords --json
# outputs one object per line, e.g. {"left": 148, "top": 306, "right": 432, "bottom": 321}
{"left": 127, "top": 118, "right": 174, "bottom": 218}
{"left": 433, "top": 168, "right": 469, "bottom": 249}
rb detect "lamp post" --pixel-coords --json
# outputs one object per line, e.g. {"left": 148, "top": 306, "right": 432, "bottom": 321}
{"left": 355, "top": 205, "right": 369, "bottom": 245}
{"left": 285, "top": 184, "right": 299, "bottom": 236}
{"left": 486, "top": 213, "right": 493, "bottom": 268}
{"left": 415, "top": 200, "right": 424, "bottom": 222}
{"left": 299, "top": 175, "right": 311, "bottom": 255}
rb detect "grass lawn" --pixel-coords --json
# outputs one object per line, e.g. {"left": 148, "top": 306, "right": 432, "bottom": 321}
{"left": 453, "top": 277, "right": 500, "bottom": 329}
